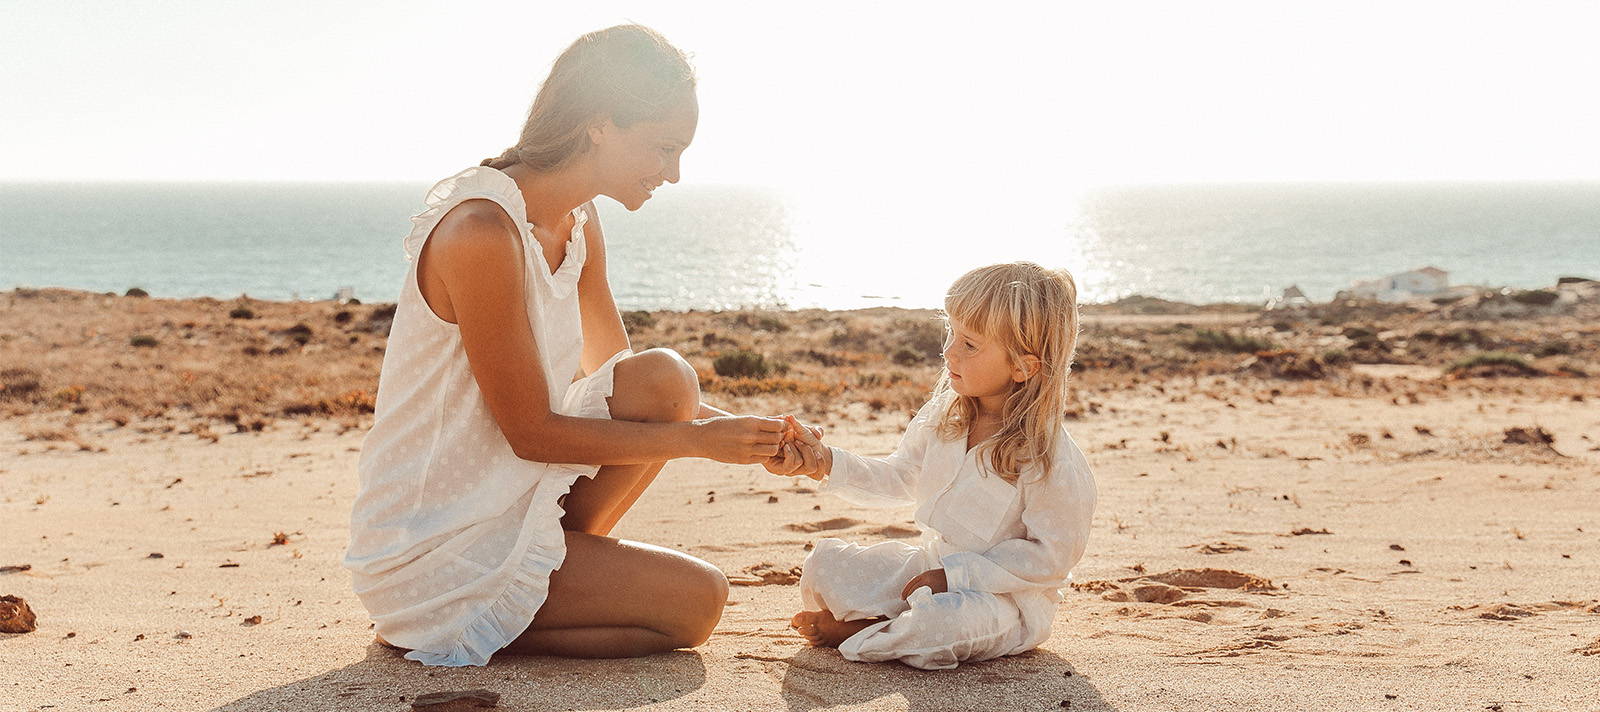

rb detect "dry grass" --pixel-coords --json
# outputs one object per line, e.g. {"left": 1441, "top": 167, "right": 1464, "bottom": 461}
{"left": 1, "top": 288, "right": 1595, "bottom": 430}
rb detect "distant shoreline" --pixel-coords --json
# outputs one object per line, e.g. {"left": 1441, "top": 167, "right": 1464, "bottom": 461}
{"left": 3, "top": 284, "right": 1266, "bottom": 316}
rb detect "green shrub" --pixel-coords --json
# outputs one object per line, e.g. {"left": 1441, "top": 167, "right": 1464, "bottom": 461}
{"left": 1510, "top": 289, "right": 1559, "bottom": 306}
{"left": 1535, "top": 341, "right": 1572, "bottom": 357}
{"left": 622, "top": 310, "right": 656, "bottom": 331}
{"left": 1447, "top": 351, "right": 1542, "bottom": 377}
{"left": 713, "top": 350, "right": 780, "bottom": 378}
{"left": 284, "top": 323, "right": 313, "bottom": 345}
{"left": 125, "top": 287, "right": 149, "bottom": 298}
{"left": 229, "top": 306, "right": 256, "bottom": 319}
{"left": 894, "top": 319, "right": 947, "bottom": 361}
{"left": 733, "top": 313, "right": 788, "bottom": 333}
{"left": 0, "top": 368, "right": 43, "bottom": 400}
{"left": 130, "top": 335, "right": 159, "bottom": 348}
{"left": 829, "top": 326, "right": 877, "bottom": 351}
{"left": 892, "top": 348, "right": 922, "bottom": 366}
{"left": 1183, "top": 329, "right": 1275, "bottom": 353}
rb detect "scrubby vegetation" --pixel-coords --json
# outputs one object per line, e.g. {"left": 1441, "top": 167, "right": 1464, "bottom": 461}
{"left": 1, "top": 287, "right": 1594, "bottom": 437}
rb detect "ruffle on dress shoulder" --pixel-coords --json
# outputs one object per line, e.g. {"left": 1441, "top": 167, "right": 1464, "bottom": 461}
{"left": 402, "top": 166, "right": 526, "bottom": 263}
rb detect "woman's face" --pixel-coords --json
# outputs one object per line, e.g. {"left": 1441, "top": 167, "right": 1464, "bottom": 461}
{"left": 590, "top": 94, "right": 698, "bottom": 211}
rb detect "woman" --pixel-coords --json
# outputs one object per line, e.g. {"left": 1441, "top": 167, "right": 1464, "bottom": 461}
{"left": 342, "top": 24, "right": 819, "bottom": 666}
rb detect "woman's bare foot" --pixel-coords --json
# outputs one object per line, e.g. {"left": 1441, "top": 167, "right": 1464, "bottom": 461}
{"left": 789, "top": 609, "right": 882, "bottom": 648}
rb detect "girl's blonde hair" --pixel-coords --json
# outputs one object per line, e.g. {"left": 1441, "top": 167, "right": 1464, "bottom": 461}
{"left": 482, "top": 24, "right": 696, "bottom": 172}
{"left": 933, "top": 262, "right": 1080, "bottom": 484}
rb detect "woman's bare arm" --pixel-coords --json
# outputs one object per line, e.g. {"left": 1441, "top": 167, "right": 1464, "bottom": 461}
{"left": 574, "top": 202, "right": 632, "bottom": 374}
{"left": 572, "top": 203, "right": 735, "bottom": 421}
{"left": 422, "top": 200, "right": 783, "bottom": 466}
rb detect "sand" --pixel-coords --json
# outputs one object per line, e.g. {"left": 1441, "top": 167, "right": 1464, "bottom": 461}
{"left": 4, "top": 379, "right": 1597, "bottom": 711}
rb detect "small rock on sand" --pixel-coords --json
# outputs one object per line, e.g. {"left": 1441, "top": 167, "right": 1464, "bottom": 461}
{"left": 0, "top": 595, "right": 38, "bottom": 633}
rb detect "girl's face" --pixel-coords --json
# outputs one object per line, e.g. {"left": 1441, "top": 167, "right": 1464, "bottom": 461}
{"left": 589, "top": 95, "right": 698, "bottom": 211}
{"left": 943, "top": 317, "right": 1030, "bottom": 404}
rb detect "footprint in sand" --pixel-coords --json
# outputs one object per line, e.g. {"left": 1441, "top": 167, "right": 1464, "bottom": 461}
{"left": 1173, "top": 638, "right": 1282, "bottom": 658}
{"left": 784, "top": 517, "right": 862, "bottom": 533}
{"left": 1183, "top": 542, "right": 1251, "bottom": 555}
{"left": 727, "top": 562, "right": 803, "bottom": 587}
{"left": 1073, "top": 568, "right": 1278, "bottom": 597}
{"left": 1073, "top": 568, "right": 1282, "bottom": 624}
{"left": 1452, "top": 600, "right": 1600, "bottom": 621}
{"left": 865, "top": 523, "right": 920, "bottom": 539}
{"left": 1136, "top": 568, "right": 1277, "bottom": 591}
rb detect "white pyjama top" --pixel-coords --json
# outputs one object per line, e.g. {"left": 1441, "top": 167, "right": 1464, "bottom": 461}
{"left": 800, "top": 392, "right": 1098, "bottom": 669}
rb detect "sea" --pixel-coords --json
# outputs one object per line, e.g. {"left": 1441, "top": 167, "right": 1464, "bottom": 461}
{"left": 2, "top": 181, "right": 1597, "bottom": 311}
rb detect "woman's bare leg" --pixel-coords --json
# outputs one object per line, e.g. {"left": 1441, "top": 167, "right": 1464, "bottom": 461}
{"left": 504, "top": 530, "right": 729, "bottom": 657}
{"left": 560, "top": 348, "right": 700, "bottom": 535}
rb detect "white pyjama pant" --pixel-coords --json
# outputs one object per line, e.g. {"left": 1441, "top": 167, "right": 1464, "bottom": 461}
{"left": 799, "top": 537, "right": 1030, "bottom": 670}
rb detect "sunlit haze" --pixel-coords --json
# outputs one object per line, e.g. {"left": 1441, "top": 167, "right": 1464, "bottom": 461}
{"left": 6, "top": 1, "right": 1598, "bottom": 187}
{"left": 4, "top": 1, "right": 1598, "bottom": 307}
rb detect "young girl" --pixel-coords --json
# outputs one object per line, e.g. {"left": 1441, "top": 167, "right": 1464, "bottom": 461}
{"left": 343, "top": 25, "right": 807, "bottom": 667}
{"left": 773, "top": 262, "right": 1097, "bottom": 670}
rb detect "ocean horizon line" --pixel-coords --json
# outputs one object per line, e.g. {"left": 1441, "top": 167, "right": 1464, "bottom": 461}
{"left": 10, "top": 280, "right": 1590, "bottom": 313}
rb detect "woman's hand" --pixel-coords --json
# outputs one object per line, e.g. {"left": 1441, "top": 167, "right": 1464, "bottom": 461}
{"left": 763, "top": 416, "right": 831, "bottom": 480}
{"left": 899, "top": 569, "right": 948, "bottom": 600}
{"left": 692, "top": 415, "right": 788, "bottom": 464}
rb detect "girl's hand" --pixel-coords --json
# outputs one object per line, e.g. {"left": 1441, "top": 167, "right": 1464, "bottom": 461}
{"left": 899, "top": 569, "right": 948, "bottom": 600}
{"left": 693, "top": 415, "right": 787, "bottom": 464}
{"left": 763, "top": 416, "right": 830, "bottom": 480}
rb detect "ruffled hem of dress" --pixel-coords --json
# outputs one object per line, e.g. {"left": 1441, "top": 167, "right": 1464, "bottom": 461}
{"left": 401, "top": 468, "right": 581, "bottom": 667}
{"left": 398, "top": 349, "right": 629, "bottom": 667}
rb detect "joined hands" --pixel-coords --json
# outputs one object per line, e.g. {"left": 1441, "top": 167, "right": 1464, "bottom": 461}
{"left": 763, "top": 415, "right": 831, "bottom": 480}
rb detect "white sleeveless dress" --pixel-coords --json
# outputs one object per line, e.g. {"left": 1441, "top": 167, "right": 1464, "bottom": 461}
{"left": 342, "top": 166, "right": 630, "bottom": 667}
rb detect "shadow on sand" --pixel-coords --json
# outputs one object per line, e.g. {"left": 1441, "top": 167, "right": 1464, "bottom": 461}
{"left": 773, "top": 646, "right": 1119, "bottom": 711}
{"left": 211, "top": 641, "right": 708, "bottom": 711}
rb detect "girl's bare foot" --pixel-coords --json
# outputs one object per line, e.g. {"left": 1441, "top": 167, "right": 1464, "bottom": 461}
{"left": 789, "top": 609, "right": 883, "bottom": 648}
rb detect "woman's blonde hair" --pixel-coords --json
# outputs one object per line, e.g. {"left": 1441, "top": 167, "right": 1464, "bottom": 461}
{"left": 933, "top": 262, "right": 1080, "bottom": 484}
{"left": 482, "top": 24, "right": 696, "bottom": 172}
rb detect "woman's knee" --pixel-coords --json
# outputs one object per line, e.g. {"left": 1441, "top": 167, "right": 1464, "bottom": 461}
{"left": 610, "top": 348, "right": 700, "bottom": 423}
{"left": 659, "top": 557, "right": 729, "bottom": 648}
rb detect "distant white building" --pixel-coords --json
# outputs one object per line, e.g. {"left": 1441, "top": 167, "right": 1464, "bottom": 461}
{"left": 1265, "top": 284, "right": 1311, "bottom": 310}
{"left": 1342, "top": 266, "right": 1449, "bottom": 303}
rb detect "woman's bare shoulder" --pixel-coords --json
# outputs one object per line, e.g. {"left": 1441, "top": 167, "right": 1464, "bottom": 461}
{"left": 428, "top": 199, "right": 524, "bottom": 266}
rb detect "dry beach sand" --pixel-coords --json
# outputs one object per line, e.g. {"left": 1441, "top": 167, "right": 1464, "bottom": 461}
{"left": 2, "top": 288, "right": 1598, "bottom": 711}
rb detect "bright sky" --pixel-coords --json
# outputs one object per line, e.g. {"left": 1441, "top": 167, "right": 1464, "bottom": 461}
{"left": 3, "top": 0, "right": 1598, "bottom": 194}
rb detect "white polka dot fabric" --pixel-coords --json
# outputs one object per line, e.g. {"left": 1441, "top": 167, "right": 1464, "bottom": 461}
{"left": 342, "top": 166, "right": 629, "bottom": 667}
{"left": 800, "top": 394, "right": 1098, "bottom": 669}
